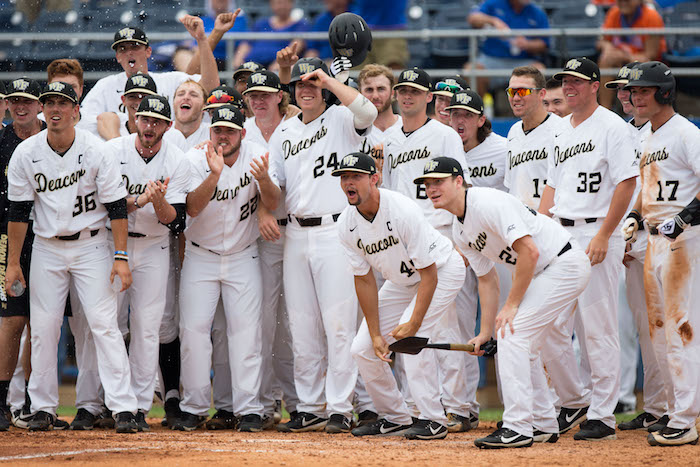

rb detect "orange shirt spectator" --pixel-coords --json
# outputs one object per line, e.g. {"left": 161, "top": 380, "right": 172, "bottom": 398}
{"left": 602, "top": 1, "right": 667, "bottom": 59}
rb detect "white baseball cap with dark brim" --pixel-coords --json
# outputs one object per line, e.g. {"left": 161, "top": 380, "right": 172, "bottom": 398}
{"left": 553, "top": 57, "right": 600, "bottom": 82}
{"left": 393, "top": 68, "right": 432, "bottom": 92}
{"left": 6, "top": 78, "right": 42, "bottom": 101}
{"left": 413, "top": 157, "right": 464, "bottom": 184}
{"left": 135, "top": 95, "right": 171, "bottom": 122}
{"left": 444, "top": 89, "right": 483, "bottom": 114}
{"left": 331, "top": 152, "right": 376, "bottom": 176}
{"left": 243, "top": 70, "right": 282, "bottom": 94}
{"left": 210, "top": 104, "right": 245, "bottom": 130}
{"left": 604, "top": 61, "right": 641, "bottom": 89}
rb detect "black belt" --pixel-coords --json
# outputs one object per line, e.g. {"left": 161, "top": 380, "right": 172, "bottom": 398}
{"left": 56, "top": 229, "right": 100, "bottom": 241}
{"left": 557, "top": 242, "right": 572, "bottom": 257}
{"left": 190, "top": 241, "right": 221, "bottom": 256}
{"left": 292, "top": 213, "right": 340, "bottom": 227}
{"left": 649, "top": 226, "right": 659, "bottom": 235}
{"left": 107, "top": 227, "right": 146, "bottom": 238}
{"left": 277, "top": 218, "right": 288, "bottom": 226}
{"left": 560, "top": 218, "right": 597, "bottom": 227}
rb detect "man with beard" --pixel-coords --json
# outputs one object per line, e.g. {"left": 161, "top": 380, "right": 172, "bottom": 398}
{"left": 175, "top": 105, "right": 279, "bottom": 433}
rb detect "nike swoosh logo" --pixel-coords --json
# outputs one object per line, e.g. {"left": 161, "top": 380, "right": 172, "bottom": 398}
{"left": 379, "top": 424, "right": 396, "bottom": 434}
{"left": 31, "top": 159, "right": 42, "bottom": 163}
{"left": 671, "top": 246, "right": 682, "bottom": 251}
{"left": 281, "top": 128, "right": 288, "bottom": 132}
{"left": 501, "top": 434, "right": 520, "bottom": 443}
{"left": 643, "top": 419, "right": 655, "bottom": 428}
{"left": 301, "top": 417, "right": 316, "bottom": 427}
{"left": 206, "top": 169, "right": 211, "bottom": 173}
{"left": 120, "top": 161, "right": 128, "bottom": 164}
{"left": 565, "top": 411, "right": 581, "bottom": 423}
{"left": 252, "top": 255, "right": 258, "bottom": 259}
{"left": 663, "top": 430, "right": 686, "bottom": 438}
{"left": 350, "top": 226, "right": 357, "bottom": 232}
{"left": 429, "top": 425, "right": 441, "bottom": 435}
{"left": 555, "top": 133, "right": 563, "bottom": 137}
{"left": 161, "top": 246, "right": 168, "bottom": 249}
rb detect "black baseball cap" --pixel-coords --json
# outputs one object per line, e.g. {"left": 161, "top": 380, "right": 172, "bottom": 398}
{"left": 210, "top": 104, "right": 245, "bottom": 130}
{"left": 243, "top": 70, "right": 282, "bottom": 94}
{"left": 233, "top": 61, "right": 265, "bottom": 80}
{"left": 5, "top": 78, "right": 41, "bottom": 101}
{"left": 444, "top": 89, "right": 483, "bottom": 115}
{"left": 39, "top": 81, "right": 78, "bottom": 104}
{"left": 124, "top": 72, "right": 157, "bottom": 96}
{"left": 331, "top": 152, "right": 377, "bottom": 176}
{"left": 433, "top": 76, "right": 470, "bottom": 97}
{"left": 112, "top": 26, "right": 149, "bottom": 50}
{"left": 413, "top": 157, "right": 463, "bottom": 184}
{"left": 204, "top": 85, "right": 244, "bottom": 111}
{"left": 605, "top": 62, "right": 641, "bottom": 89}
{"left": 135, "top": 94, "right": 171, "bottom": 122}
{"left": 393, "top": 68, "right": 431, "bottom": 92}
{"left": 0, "top": 81, "right": 6, "bottom": 99}
{"left": 553, "top": 57, "right": 600, "bottom": 82}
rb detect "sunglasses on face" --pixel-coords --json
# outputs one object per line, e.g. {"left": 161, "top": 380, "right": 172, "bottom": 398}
{"left": 506, "top": 87, "right": 542, "bottom": 98}
{"left": 435, "top": 82, "right": 463, "bottom": 93}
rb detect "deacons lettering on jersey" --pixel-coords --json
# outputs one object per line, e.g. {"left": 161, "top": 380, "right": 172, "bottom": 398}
{"left": 185, "top": 140, "right": 276, "bottom": 254}
{"left": 269, "top": 105, "right": 365, "bottom": 217}
{"left": 638, "top": 114, "right": 700, "bottom": 225}
{"left": 382, "top": 119, "right": 468, "bottom": 228}
{"left": 244, "top": 116, "right": 287, "bottom": 220}
{"left": 505, "top": 113, "right": 562, "bottom": 209}
{"left": 8, "top": 129, "right": 127, "bottom": 238}
{"left": 358, "top": 116, "right": 403, "bottom": 182}
{"left": 106, "top": 134, "right": 189, "bottom": 236}
{"left": 547, "top": 106, "right": 638, "bottom": 220}
{"left": 464, "top": 132, "right": 507, "bottom": 191}
{"left": 337, "top": 189, "right": 454, "bottom": 286}
{"left": 116, "top": 112, "right": 189, "bottom": 152}
{"left": 452, "top": 188, "right": 571, "bottom": 277}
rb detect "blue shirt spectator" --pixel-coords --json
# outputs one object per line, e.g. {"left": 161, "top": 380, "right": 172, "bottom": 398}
{"left": 245, "top": 16, "right": 309, "bottom": 66}
{"left": 202, "top": 13, "right": 248, "bottom": 61}
{"left": 350, "top": 0, "right": 407, "bottom": 30}
{"left": 306, "top": 0, "right": 351, "bottom": 61}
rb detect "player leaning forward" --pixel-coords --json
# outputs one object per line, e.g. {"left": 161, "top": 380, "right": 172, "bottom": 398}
{"left": 623, "top": 61, "right": 700, "bottom": 447}
{"left": 175, "top": 105, "right": 279, "bottom": 432}
{"left": 334, "top": 153, "right": 466, "bottom": 440}
{"left": 5, "top": 82, "right": 140, "bottom": 432}
{"left": 420, "top": 157, "right": 592, "bottom": 448}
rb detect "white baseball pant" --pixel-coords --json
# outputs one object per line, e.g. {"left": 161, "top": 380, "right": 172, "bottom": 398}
{"left": 160, "top": 233, "right": 181, "bottom": 345}
{"left": 68, "top": 291, "right": 104, "bottom": 416}
{"left": 618, "top": 268, "right": 638, "bottom": 409}
{"left": 500, "top": 246, "right": 592, "bottom": 437}
{"left": 351, "top": 250, "right": 466, "bottom": 425}
{"left": 211, "top": 299, "right": 233, "bottom": 412}
{"left": 28, "top": 231, "right": 136, "bottom": 415}
{"left": 179, "top": 242, "right": 264, "bottom": 417}
{"left": 644, "top": 228, "right": 700, "bottom": 430}
{"left": 7, "top": 327, "right": 27, "bottom": 412}
{"left": 283, "top": 221, "right": 358, "bottom": 418}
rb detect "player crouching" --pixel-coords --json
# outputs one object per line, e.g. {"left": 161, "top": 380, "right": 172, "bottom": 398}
{"left": 419, "top": 157, "right": 592, "bottom": 448}
{"left": 334, "top": 153, "right": 466, "bottom": 440}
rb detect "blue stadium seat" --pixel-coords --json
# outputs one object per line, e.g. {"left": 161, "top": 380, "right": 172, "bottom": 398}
{"left": 29, "top": 11, "right": 84, "bottom": 63}
{"left": 663, "top": 2, "right": 700, "bottom": 96}
{"left": 429, "top": 4, "right": 473, "bottom": 68}
{"left": 406, "top": 6, "right": 431, "bottom": 68}
{"left": 548, "top": 3, "right": 604, "bottom": 65}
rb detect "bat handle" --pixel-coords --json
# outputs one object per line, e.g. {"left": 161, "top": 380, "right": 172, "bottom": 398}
{"left": 450, "top": 343, "right": 475, "bottom": 352}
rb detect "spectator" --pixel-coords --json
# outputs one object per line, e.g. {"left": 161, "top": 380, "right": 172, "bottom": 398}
{"left": 598, "top": 0, "right": 667, "bottom": 109}
{"left": 0, "top": 82, "right": 7, "bottom": 125}
{"left": 201, "top": 0, "right": 248, "bottom": 66}
{"left": 542, "top": 77, "right": 571, "bottom": 117}
{"left": 466, "top": 0, "right": 550, "bottom": 96}
{"left": 15, "top": 0, "right": 70, "bottom": 23}
{"left": 173, "top": 46, "right": 195, "bottom": 73}
{"left": 351, "top": 0, "right": 409, "bottom": 69}
{"left": 234, "top": 0, "right": 310, "bottom": 69}
{"left": 305, "top": 0, "right": 350, "bottom": 62}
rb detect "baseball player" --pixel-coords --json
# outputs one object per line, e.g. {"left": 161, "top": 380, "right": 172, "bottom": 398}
{"left": 172, "top": 80, "right": 210, "bottom": 150}
{"left": 80, "top": 17, "right": 219, "bottom": 137}
{"left": 542, "top": 78, "right": 571, "bottom": 118}
{"left": 175, "top": 105, "right": 278, "bottom": 433}
{"left": 623, "top": 62, "right": 700, "bottom": 446}
{"left": 421, "top": 156, "right": 591, "bottom": 448}
{"left": 0, "top": 79, "right": 46, "bottom": 432}
{"left": 233, "top": 61, "right": 265, "bottom": 95}
{"left": 334, "top": 153, "right": 466, "bottom": 440}
{"left": 204, "top": 84, "right": 245, "bottom": 118}
{"left": 0, "top": 81, "right": 7, "bottom": 124}
{"left": 432, "top": 76, "right": 469, "bottom": 127}
{"left": 269, "top": 53, "right": 377, "bottom": 433}
{"left": 5, "top": 82, "right": 139, "bottom": 432}
{"left": 538, "top": 58, "right": 638, "bottom": 440}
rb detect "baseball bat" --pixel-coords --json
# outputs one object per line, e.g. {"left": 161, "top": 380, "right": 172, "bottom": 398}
{"left": 389, "top": 336, "right": 497, "bottom": 356}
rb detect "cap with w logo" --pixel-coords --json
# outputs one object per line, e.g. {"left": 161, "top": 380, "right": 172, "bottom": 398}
{"left": 243, "top": 70, "right": 282, "bottom": 94}
{"left": 331, "top": 152, "right": 376, "bottom": 176}
{"left": 40, "top": 81, "right": 78, "bottom": 104}
{"left": 6, "top": 78, "right": 42, "bottom": 100}
{"left": 210, "top": 104, "right": 245, "bottom": 130}
{"left": 135, "top": 94, "right": 171, "bottom": 122}
{"left": 413, "top": 157, "right": 464, "bottom": 184}
{"left": 553, "top": 57, "right": 600, "bottom": 82}
{"left": 124, "top": 72, "right": 157, "bottom": 96}
{"left": 444, "top": 89, "right": 483, "bottom": 115}
{"left": 393, "top": 68, "right": 431, "bottom": 92}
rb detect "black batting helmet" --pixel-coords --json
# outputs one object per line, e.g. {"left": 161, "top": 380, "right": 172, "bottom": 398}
{"left": 289, "top": 57, "right": 336, "bottom": 105}
{"left": 624, "top": 61, "right": 675, "bottom": 105}
{"left": 328, "top": 12, "right": 372, "bottom": 67}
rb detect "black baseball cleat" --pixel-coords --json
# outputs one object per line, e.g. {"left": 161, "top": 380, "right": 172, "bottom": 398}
{"left": 404, "top": 419, "right": 448, "bottom": 440}
{"left": 11, "top": 404, "right": 32, "bottom": 429}
{"left": 206, "top": 409, "right": 236, "bottom": 430}
{"left": 619, "top": 412, "right": 660, "bottom": 431}
{"left": 135, "top": 411, "right": 150, "bottom": 432}
{"left": 446, "top": 412, "right": 479, "bottom": 432}
{"left": 647, "top": 414, "right": 670, "bottom": 433}
{"left": 276, "top": 412, "right": 327, "bottom": 432}
{"left": 573, "top": 420, "right": 616, "bottom": 441}
{"left": 475, "top": 427, "right": 533, "bottom": 449}
{"left": 70, "top": 408, "right": 96, "bottom": 430}
{"left": 325, "top": 414, "right": 352, "bottom": 433}
{"left": 558, "top": 406, "right": 588, "bottom": 434}
{"left": 533, "top": 430, "right": 559, "bottom": 443}
{"left": 28, "top": 411, "right": 56, "bottom": 431}
{"left": 162, "top": 398, "right": 181, "bottom": 428}
{"left": 356, "top": 410, "right": 378, "bottom": 427}
{"left": 351, "top": 418, "right": 413, "bottom": 437}
{"left": 53, "top": 418, "right": 69, "bottom": 430}
{"left": 94, "top": 406, "right": 115, "bottom": 429}
{"left": 0, "top": 406, "right": 11, "bottom": 431}
{"left": 238, "top": 414, "right": 263, "bottom": 433}
{"left": 172, "top": 411, "right": 207, "bottom": 432}
{"left": 262, "top": 414, "right": 275, "bottom": 430}
{"left": 115, "top": 412, "right": 138, "bottom": 433}
{"left": 648, "top": 426, "right": 699, "bottom": 446}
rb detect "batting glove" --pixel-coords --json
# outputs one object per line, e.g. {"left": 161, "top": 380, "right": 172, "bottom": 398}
{"left": 621, "top": 210, "right": 642, "bottom": 243}
{"left": 658, "top": 215, "right": 687, "bottom": 241}
{"left": 330, "top": 56, "right": 352, "bottom": 84}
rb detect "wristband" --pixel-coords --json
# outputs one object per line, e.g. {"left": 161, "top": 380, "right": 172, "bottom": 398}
{"left": 134, "top": 196, "right": 142, "bottom": 209}
{"left": 627, "top": 210, "right": 642, "bottom": 224}
{"left": 115, "top": 250, "right": 128, "bottom": 256}
{"left": 114, "top": 256, "right": 128, "bottom": 262}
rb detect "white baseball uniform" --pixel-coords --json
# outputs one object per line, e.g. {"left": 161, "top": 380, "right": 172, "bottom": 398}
{"left": 8, "top": 128, "right": 137, "bottom": 415}
{"left": 464, "top": 132, "right": 507, "bottom": 192}
{"left": 453, "top": 187, "right": 591, "bottom": 437}
{"left": 179, "top": 140, "right": 271, "bottom": 417}
{"left": 639, "top": 113, "right": 700, "bottom": 430}
{"left": 175, "top": 121, "right": 210, "bottom": 152}
{"left": 359, "top": 116, "right": 403, "bottom": 180}
{"left": 268, "top": 104, "right": 365, "bottom": 419}
{"left": 342, "top": 189, "right": 465, "bottom": 425}
{"left": 545, "top": 105, "right": 638, "bottom": 428}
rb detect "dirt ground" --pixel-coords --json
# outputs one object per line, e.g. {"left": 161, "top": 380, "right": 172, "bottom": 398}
{"left": 1, "top": 418, "right": 699, "bottom": 466}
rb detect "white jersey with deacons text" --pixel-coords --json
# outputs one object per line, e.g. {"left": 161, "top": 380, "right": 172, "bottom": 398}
{"left": 452, "top": 187, "right": 572, "bottom": 277}
{"left": 359, "top": 116, "right": 403, "bottom": 176}
{"left": 382, "top": 118, "right": 469, "bottom": 229}
{"left": 268, "top": 105, "right": 365, "bottom": 218}
{"left": 105, "top": 134, "right": 189, "bottom": 237}
{"left": 639, "top": 114, "right": 700, "bottom": 226}
{"left": 8, "top": 129, "right": 127, "bottom": 238}
{"left": 337, "top": 189, "right": 454, "bottom": 287}
{"left": 185, "top": 140, "right": 274, "bottom": 255}
{"left": 505, "top": 113, "right": 562, "bottom": 209}
{"left": 464, "top": 132, "right": 507, "bottom": 191}
{"left": 546, "top": 106, "right": 638, "bottom": 220}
